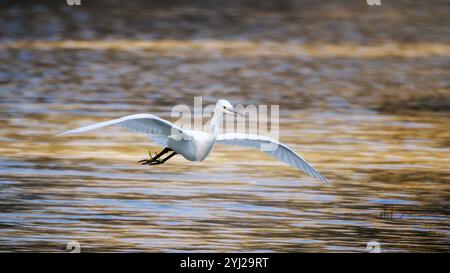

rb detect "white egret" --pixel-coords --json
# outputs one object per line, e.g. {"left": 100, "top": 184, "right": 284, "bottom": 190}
{"left": 58, "top": 99, "right": 328, "bottom": 182}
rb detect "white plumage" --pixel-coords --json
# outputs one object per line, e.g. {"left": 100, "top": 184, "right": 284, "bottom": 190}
{"left": 59, "top": 99, "right": 328, "bottom": 182}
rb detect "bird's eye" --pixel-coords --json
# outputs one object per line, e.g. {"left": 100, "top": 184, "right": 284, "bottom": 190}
{"left": 223, "top": 106, "right": 226, "bottom": 109}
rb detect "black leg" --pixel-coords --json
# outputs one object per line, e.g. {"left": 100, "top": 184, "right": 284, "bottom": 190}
{"left": 161, "top": 152, "right": 177, "bottom": 163}
{"left": 162, "top": 152, "right": 177, "bottom": 162}
{"left": 153, "top": 147, "right": 172, "bottom": 160}
{"left": 146, "top": 151, "right": 178, "bottom": 166}
{"left": 138, "top": 147, "right": 172, "bottom": 165}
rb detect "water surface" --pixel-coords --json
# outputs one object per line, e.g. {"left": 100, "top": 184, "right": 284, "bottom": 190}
{"left": 0, "top": 0, "right": 449, "bottom": 252}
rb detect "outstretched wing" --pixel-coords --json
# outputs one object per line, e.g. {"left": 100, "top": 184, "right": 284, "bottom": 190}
{"left": 58, "top": 113, "right": 183, "bottom": 147}
{"left": 216, "top": 133, "right": 328, "bottom": 182}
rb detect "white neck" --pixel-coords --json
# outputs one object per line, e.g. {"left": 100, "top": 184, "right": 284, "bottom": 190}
{"left": 209, "top": 108, "right": 223, "bottom": 136}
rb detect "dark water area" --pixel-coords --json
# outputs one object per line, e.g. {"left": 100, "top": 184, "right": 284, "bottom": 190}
{"left": 0, "top": 0, "right": 449, "bottom": 252}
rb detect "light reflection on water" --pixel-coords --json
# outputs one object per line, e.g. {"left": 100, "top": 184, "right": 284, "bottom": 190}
{"left": 0, "top": 1, "right": 449, "bottom": 252}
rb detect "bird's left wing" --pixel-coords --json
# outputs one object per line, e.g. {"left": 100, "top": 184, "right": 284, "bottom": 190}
{"left": 57, "top": 114, "right": 183, "bottom": 147}
{"left": 216, "top": 133, "right": 328, "bottom": 182}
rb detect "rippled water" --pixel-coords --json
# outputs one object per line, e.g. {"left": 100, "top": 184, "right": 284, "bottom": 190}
{"left": 0, "top": 0, "right": 449, "bottom": 252}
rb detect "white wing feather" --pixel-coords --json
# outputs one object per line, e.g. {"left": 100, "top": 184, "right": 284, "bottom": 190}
{"left": 216, "top": 133, "right": 328, "bottom": 182}
{"left": 57, "top": 113, "right": 182, "bottom": 147}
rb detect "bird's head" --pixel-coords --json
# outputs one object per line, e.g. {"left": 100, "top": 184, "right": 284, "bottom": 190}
{"left": 216, "top": 99, "right": 244, "bottom": 116}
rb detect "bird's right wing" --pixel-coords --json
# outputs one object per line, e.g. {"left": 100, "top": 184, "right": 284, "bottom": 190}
{"left": 57, "top": 113, "right": 183, "bottom": 147}
{"left": 216, "top": 133, "right": 328, "bottom": 182}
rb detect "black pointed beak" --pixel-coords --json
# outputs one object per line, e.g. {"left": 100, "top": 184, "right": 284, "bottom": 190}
{"left": 231, "top": 107, "right": 245, "bottom": 117}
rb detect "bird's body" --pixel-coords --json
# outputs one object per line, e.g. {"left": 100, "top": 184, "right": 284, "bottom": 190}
{"left": 59, "top": 99, "right": 329, "bottom": 182}
{"left": 168, "top": 130, "right": 215, "bottom": 161}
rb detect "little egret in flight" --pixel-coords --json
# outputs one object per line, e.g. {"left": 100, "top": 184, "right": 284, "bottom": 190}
{"left": 58, "top": 99, "right": 328, "bottom": 182}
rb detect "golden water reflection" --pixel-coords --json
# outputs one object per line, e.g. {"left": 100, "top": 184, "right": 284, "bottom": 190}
{"left": 0, "top": 0, "right": 449, "bottom": 252}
